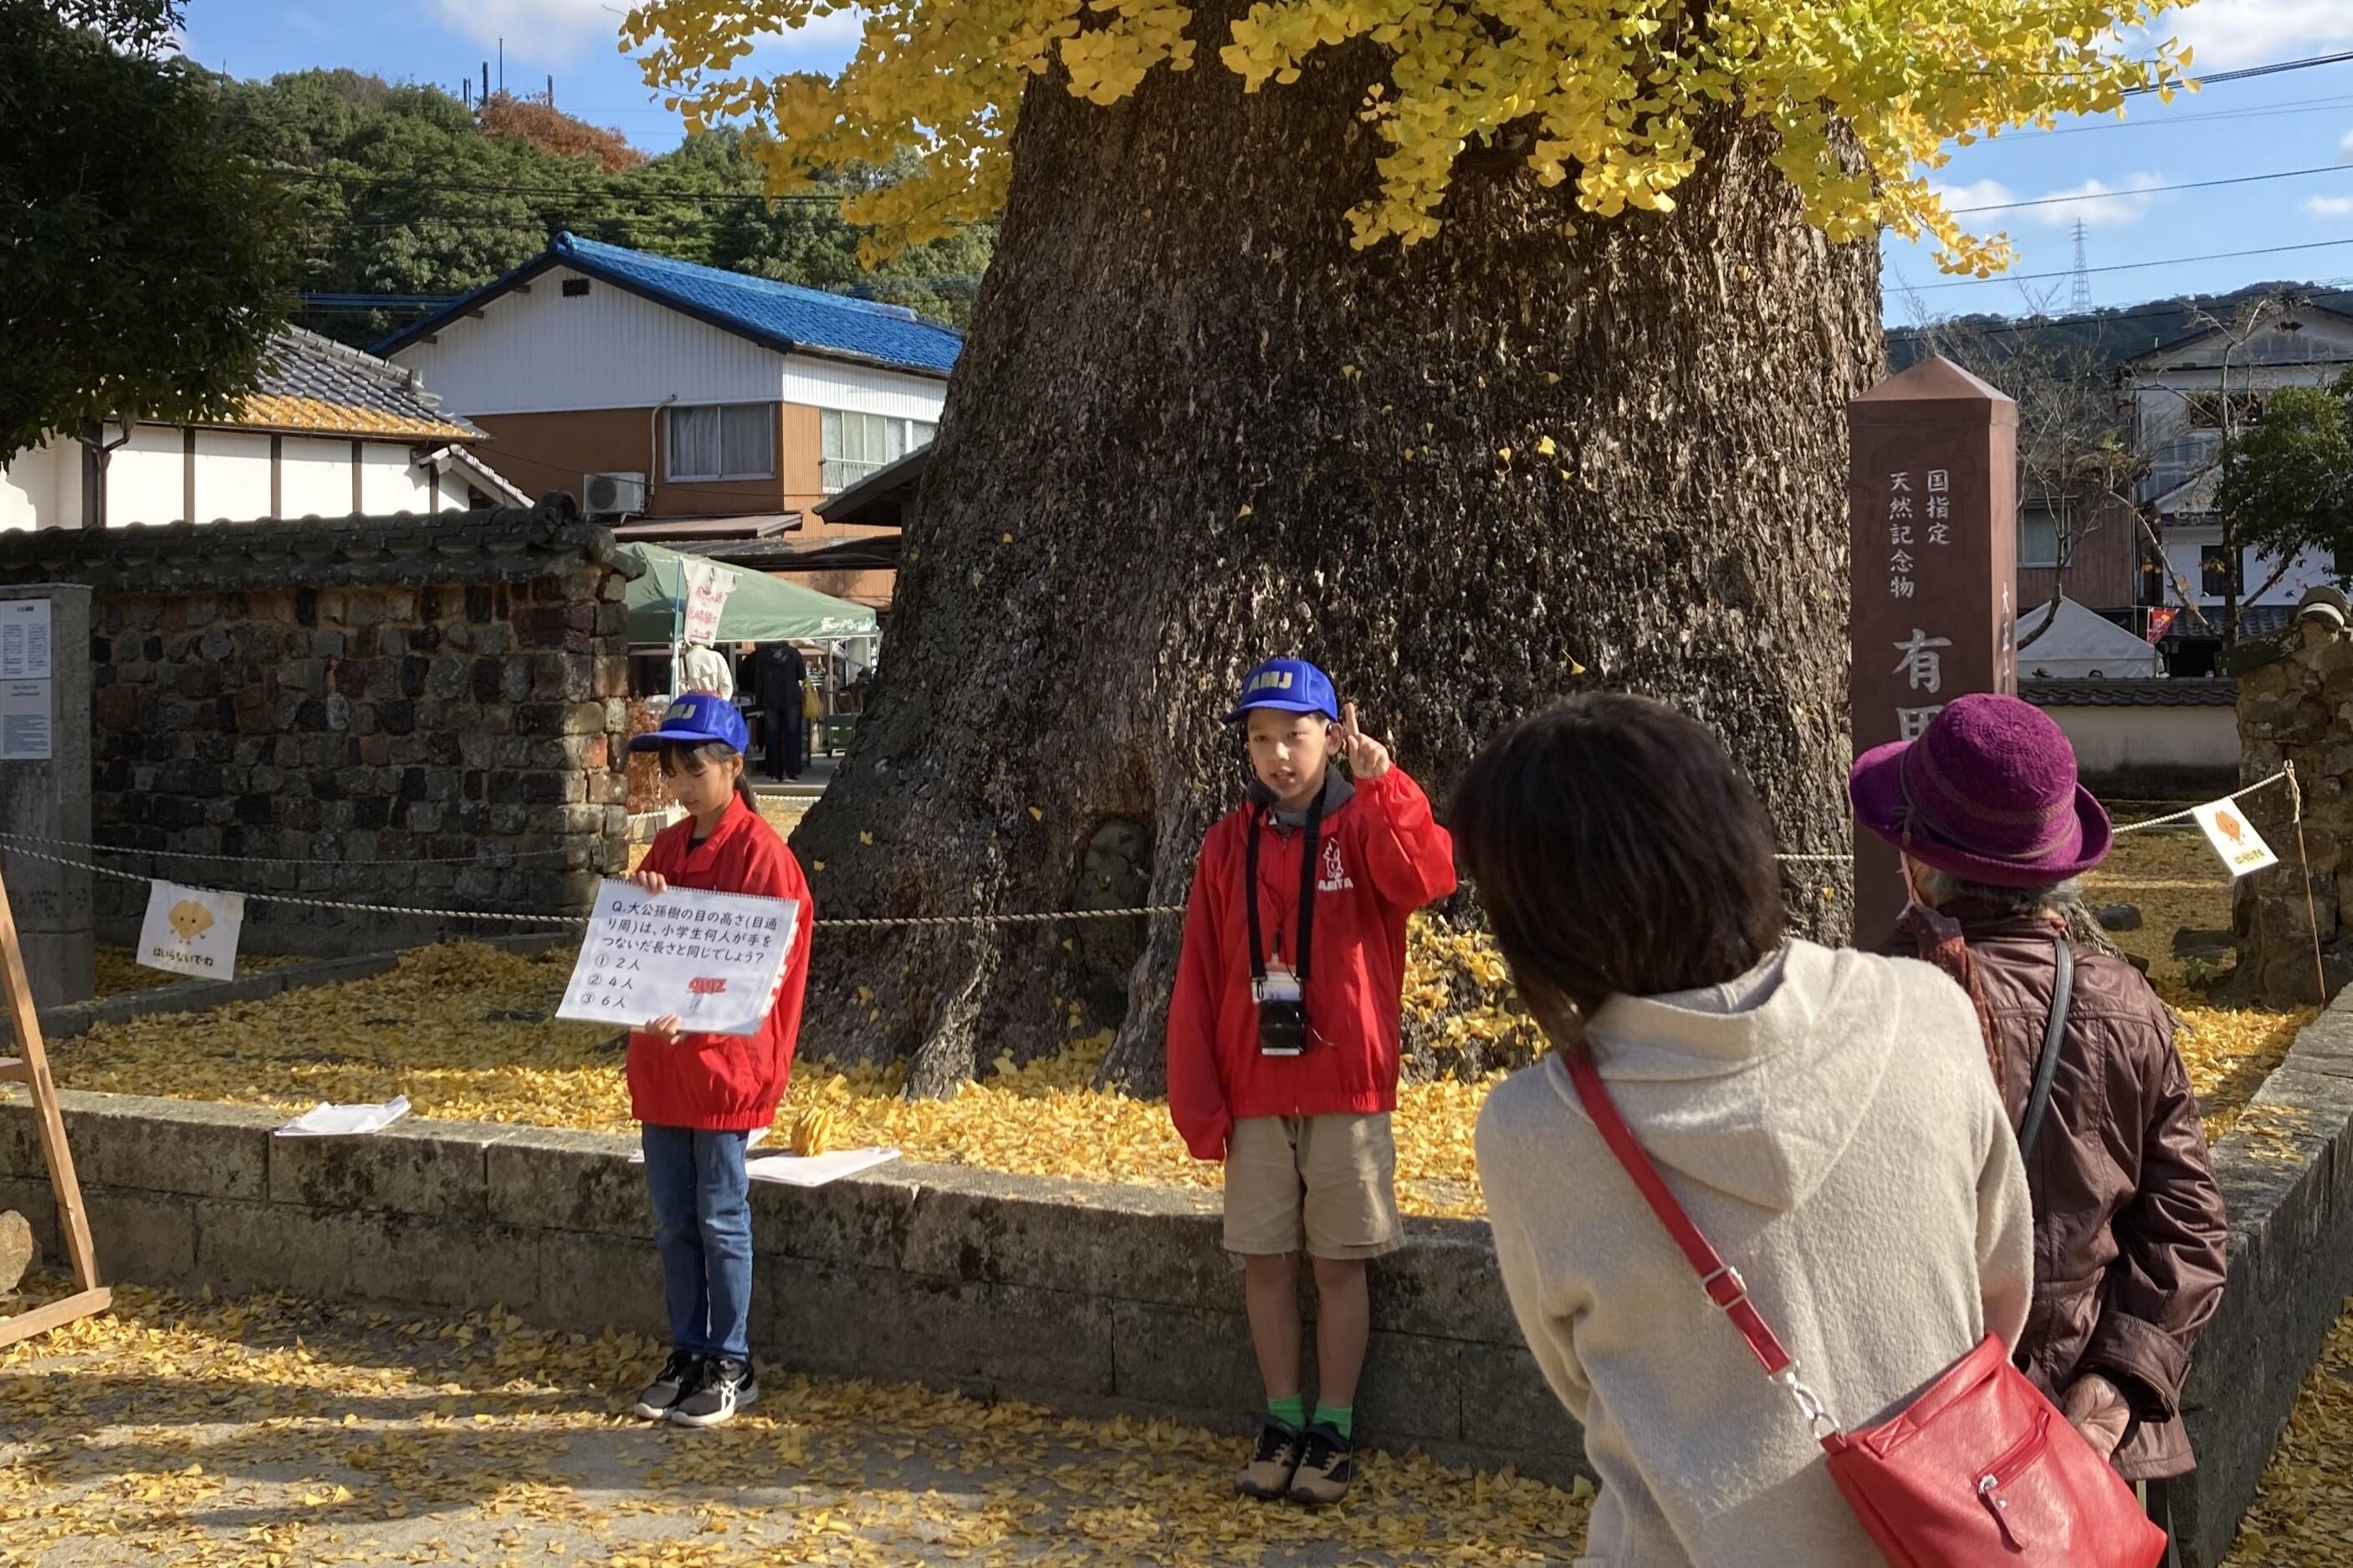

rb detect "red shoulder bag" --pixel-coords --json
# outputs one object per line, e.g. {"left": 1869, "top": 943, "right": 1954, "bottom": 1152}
{"left": 1565, "top": 1054, "right": 2166, "bottom": 1568}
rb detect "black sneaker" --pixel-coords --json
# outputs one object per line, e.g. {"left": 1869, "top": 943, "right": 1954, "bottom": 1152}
{"left": 1235, "top": 1418, "right": 1305, "bottom": 1499}
{"left": 1287, "top": 1422, "right": 1354, "bottom": 1506}
{"left": 669, "top": 1356, "right": 759, "bottom": 1428}
{"left": 632, "top": 1351, "right": 700, "bottom": 1421}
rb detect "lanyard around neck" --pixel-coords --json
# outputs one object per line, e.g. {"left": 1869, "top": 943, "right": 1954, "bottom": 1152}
{"left": 1244, "top": 779, "right": 1327, "bottom": 984}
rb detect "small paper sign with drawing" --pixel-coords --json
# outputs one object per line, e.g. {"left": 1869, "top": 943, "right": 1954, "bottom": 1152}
{"left": 136, "top": 881, "right": 244, "bottom": 980}
{"left": 2193, "top": 799, "right": 2280, "bottom": 878}
{"left": 557, "top": 879, "right": 797, "bottom": 1037}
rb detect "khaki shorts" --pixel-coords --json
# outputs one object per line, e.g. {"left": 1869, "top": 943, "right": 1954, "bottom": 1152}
{"left": 1223, "top": 1113, "right": 1404, "bottom": 1260}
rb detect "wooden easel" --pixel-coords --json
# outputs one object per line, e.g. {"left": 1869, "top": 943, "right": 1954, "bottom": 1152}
{"left": 0, "top": 859, "right": 110, "bottom": 1346}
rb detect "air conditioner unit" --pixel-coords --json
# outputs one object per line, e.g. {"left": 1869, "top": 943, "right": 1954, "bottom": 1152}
{"left": 583, "top": 472, "right": 647, "bottom": 518}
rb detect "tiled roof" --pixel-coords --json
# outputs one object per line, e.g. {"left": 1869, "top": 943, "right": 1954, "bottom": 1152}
{"left": 234, "top": 327, "right": 482, "bottom": 442}
{"left": 2020, "top": 677, "right": 2236, "bottom": 707}
{"left": 2161, "top": 605, "right": 2293, "bottom": 641}
{"left": 374, "top": 235, "right": 964, "bottom": 378}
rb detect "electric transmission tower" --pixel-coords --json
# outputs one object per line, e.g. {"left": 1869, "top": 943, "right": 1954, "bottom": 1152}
{"left": 2069, "top": 219, "right": 2093, "bottom": 314}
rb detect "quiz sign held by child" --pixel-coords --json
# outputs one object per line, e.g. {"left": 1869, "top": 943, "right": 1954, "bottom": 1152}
{"left": 559, "top": 879, "right": 797, "bottom": 1036}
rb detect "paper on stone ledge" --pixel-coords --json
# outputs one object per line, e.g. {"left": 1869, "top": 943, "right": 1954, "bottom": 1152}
{"left": 275, "top": 1096, "right": 412, "bottom": 1138}
{"left": 627, "top": 1128, "right": 767, "bottom": 1164}
{"left": 744, "top": 1148, "right": 900, "bottom": 1187}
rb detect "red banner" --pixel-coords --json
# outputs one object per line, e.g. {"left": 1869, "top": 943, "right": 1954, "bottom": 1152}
{"left": 2146, "top": 607, "right": 2178, "bottom": 643}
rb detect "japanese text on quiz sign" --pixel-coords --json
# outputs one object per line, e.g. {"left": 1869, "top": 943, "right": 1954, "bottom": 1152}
{"left": 1888, "top": 467, "right": 1952, "bottom": 740}
{"left": 557, "top": 880, "right": 798, "bottom": 1037}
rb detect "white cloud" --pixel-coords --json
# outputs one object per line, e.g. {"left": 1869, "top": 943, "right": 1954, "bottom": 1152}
{"left": 429, "top": 0, "right": 625, "bottom": 64}
{"left": 2308, "top": 195, "right": 2353, "bottom": 219}
{"left": 1936, "top": 173, "right": 2165, "bottom": 228}
{"left": 2155, "top": 0, "right": 2353, "bottom": 72}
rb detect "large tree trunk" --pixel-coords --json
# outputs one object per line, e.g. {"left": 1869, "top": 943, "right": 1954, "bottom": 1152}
{"left": 792, "top": 13, "right": 1880, "bottom": 1096}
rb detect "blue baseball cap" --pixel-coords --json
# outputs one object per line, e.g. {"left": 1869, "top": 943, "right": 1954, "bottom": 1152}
{"left": 628, "top": 691, "right": 749, "bottom": 754}
{"left": 1227, "top": 658, "right": 1339, "bottom": 723}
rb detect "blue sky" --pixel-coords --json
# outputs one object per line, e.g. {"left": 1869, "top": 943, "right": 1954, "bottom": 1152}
{"left": 177, "top": 0, "right": 2353, "bottom": 326}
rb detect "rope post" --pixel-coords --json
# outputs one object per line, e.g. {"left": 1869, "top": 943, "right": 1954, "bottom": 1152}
{"left": 2289, "top": 760, "right": 2330, "bottom": 1007}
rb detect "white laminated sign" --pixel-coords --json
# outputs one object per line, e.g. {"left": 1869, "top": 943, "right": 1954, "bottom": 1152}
{"left": 136, "top": 880, "right": 244, "bottom": 980}
{"left": 2193, "top": 799, "right": 2279, "bottom": 878}
{"left": 558, "top": 879, "right": 798, "bottom": 1036}
{"left": 680, "top": 559, "right": 737, "bottom": 646}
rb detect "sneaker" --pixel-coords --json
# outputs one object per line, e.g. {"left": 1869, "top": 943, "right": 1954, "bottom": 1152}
{"left": 1287, "top": 1422, "right": 1354, "bottom": 1506}
{"left": 632, "top": 1351, "right": 699, "bottom": 1421}
{"left": 669, "top": 1356, "right": 759, "bottom": 1428}
{"left": 1235, "top": 1418, "right": 1305, "bottom": 1499}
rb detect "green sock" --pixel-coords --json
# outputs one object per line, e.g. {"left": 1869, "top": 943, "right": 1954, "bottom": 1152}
{"left": 1312, "top": 1403, "right": 1353, "bottom": 1440}
{"left": 1266, "top": 1393, "right": 1306, "bottom": 1429}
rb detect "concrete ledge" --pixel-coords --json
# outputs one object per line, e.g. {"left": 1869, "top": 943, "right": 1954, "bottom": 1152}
{"left": 0, "top": 1081, "right": 1581, "bottom": 1482}
{"left": 10, "top": 983, "right": 2353, "bottom": 1546}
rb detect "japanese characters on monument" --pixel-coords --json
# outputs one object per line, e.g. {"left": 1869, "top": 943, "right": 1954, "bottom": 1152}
{"left": 1849, "top": 359, "right": 2018, "bottom": 940}
{"left": 557, "top": 880, "right": 799, "bottom": 1036}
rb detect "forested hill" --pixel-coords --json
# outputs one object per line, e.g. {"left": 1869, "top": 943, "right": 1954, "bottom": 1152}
{"left": 217, "top": 69, "right": 994, "bottom": 347}
{"left": 1886, "top": 280, "right": 2348, "bottom": 380}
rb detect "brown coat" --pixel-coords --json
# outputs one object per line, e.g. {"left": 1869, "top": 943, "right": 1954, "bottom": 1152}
{"left": 1894, "top": 910, "right": 2229, "bottom": 1481}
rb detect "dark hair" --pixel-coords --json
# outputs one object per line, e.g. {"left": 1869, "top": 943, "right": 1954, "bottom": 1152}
{"left": 658, "top": 740, "right": 756, "bottom": 814}
{"left": 1449, "top": 693, "right": 1785, "bottom": 1049}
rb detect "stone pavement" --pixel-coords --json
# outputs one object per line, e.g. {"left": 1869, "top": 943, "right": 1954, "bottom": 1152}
{"left": 0, "top": 1278, "right": 1590, "bottom": 1568}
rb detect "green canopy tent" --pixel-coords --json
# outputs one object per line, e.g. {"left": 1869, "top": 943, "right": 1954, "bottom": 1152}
{"left": 621, "top": 542, "right": 879, "bottom": 647}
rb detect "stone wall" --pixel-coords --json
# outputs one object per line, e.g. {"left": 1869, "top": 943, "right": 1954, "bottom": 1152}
{"left": 2228, "top": 618, "right": 2353, "bottom": 1004}
{"left": 12, "top": 963, "right": 2353, "bottom": 1562}
{"left": 0, "top": 499, "right": 638, "bottom": 951}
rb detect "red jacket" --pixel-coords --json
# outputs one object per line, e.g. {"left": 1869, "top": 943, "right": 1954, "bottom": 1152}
{"left": 626, "top": 794, "right": 814, "bottom": 1131}
{"left": 1166, "top": 768, "right": 1456, "bottom": 1161}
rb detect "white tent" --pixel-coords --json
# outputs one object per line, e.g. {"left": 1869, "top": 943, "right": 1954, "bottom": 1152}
{"left": 2017, "top": 597, "right": 2161, "bottom": 680}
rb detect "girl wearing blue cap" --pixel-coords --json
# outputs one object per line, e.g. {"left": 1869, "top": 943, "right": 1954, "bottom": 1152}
{"left": 621, "top": 691, "right": 814, "bottom": 1428}
{"left": 1168, "top": 657, "right": 1457, "bottom": 1504}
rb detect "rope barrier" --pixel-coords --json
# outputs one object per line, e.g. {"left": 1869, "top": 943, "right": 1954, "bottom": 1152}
{"left": 0, "top": 839, "right": 1180, "bottom": 932}
{"left": 2110, "top": 770, "right": 2292, "bottom": 835}
{"left": 0, "top": 777, "right": 2304, "bottom": 929}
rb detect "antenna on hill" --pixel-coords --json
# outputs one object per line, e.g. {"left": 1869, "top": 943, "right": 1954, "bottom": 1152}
{"left": 2070, "top": 219, "right": 2093, "bottom": 314}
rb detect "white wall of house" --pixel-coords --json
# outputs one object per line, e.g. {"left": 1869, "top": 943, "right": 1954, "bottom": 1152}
{"left": 2042, "top": 702, "right": 2237, "bottom": 783}
{"left": 0, "top": 444, "right": 69, "bottom": 531}
{"left": 203, "top": 431, "right": 274, "bottom": 522}
{"left": 1, "top": 426, "right": 477, "bottom": 530}
{"left": 2161, "top": 522, "right": 2336, "bottom": 610}
{"left": 387, "top": 263, "right": 949, "bottom": 426}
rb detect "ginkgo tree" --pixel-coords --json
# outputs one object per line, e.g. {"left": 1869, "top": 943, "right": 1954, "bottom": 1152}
{"left": 624, "top": 0, "right": 2192, "bottom": 1094}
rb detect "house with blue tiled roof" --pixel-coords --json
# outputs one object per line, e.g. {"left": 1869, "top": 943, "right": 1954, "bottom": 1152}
{"left": 376, "top": 235, "right": 961, "bottom": 602}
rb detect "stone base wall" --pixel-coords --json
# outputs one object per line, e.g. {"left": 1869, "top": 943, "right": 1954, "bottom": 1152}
{"left": 12, "top": 968, "right": 2353, "bottom": 1560}
{"left": 0, "top": 501, "right": 639, "bottom": 950}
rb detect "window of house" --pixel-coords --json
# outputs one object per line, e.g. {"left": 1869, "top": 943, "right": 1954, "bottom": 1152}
{"left": 2018, "top": 503, "right": 2064, "bottom": 569}
{"left": 667, "top": 403, "right": 776, "bottom": 482}
{"left": 2201, "top": 544, "right": 2241, "bottom": 598}
{"left": 821, "top": 410, "right": 939, "bottom": 493}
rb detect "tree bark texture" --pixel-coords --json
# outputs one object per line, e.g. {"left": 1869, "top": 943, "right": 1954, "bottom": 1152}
{"left": 791, "top": 12, "right": 1881, "bottom": 1096}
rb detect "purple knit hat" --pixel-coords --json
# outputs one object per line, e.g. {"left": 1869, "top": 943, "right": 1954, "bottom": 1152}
{"left": 1848, "top": 692, "right": 2113, "bottom": 887}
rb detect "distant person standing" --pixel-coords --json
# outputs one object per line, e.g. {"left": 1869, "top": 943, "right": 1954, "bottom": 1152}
{"left": 750, "top": 642, "right": 806, "bottom": 783}
{"left": 801, "top": 673, "right": 823, "bottom": 767}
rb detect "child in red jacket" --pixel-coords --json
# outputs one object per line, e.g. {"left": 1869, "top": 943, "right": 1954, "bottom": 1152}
{"left": 1167, "top": 658, "right": 1456, "bottom": 1505}
{"left": 621, "top": 692, "right": 813, "bottom": 1429}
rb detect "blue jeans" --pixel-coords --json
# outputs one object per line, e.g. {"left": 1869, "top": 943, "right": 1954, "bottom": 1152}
{"left": 640, "top": 1125, "right": 754, "bottom": 1361}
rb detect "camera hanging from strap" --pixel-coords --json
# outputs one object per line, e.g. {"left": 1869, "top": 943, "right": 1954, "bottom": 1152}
{"left": 1244, "top": 779, "right": 1327, "bottom": 984}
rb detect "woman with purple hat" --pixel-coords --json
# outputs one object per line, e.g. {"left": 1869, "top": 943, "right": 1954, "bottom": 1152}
{"left": 1850, "top": 692, "right": 2229, "bottom": 1556}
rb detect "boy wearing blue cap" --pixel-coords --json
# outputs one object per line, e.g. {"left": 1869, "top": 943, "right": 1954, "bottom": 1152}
{"left": 1168, "top": 658, "right": 1457, "bottom": 1504}
{"left": 621, "top": 692, "right": 813, "bottom": 1428}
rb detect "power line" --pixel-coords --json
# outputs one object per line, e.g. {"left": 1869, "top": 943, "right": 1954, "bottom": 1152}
{"left": 2171, "top": 49, "right": 2353, "bottom": 89}
{"left": 1947, "top": 161, "right": 2353, "bottom": 216}
{"left": 1885, "top": 285, "right": 2353, "bottom": 342}
{"left": 1910, "top": 237, "right": 2353, "bottom": 291}
{"left": 2030, "top": 93, "right": 2353, "bottom": 136}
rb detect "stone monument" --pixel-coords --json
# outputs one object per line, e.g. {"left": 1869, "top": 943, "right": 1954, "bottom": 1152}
{"left": 1848, "top": 359, "right": 2019, "bottom": 945}
{"left": 0, "top": 585, "right": 92, "bottom": 1009}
